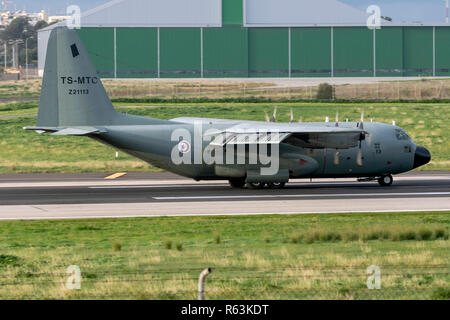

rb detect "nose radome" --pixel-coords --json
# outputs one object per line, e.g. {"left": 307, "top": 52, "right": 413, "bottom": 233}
{"left": 413, "top": 146, "right": 431, "bottom": 169}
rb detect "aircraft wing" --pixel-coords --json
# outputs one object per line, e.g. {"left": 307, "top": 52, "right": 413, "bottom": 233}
{"left": 24, "top": 126, "right": 106, "bottom": 136}
{"left": 209, "top": 123, "right": 365, "bottom": 149}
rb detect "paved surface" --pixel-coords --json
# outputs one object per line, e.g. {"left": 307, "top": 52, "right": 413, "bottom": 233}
{"left": 0, "top": 172, "right": 448, "bottom": 220}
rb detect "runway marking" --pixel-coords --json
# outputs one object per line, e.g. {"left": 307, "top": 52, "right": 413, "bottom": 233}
{"left": 153, "top": 192, "right": 450, "bottom": 200}
{"left": 0, "top": 209, "right": 449, "bottom": 221}
{"left": 104, "top": 172, "right": 127, "bottom": 180}
{"left": 89, "top": 184, "right": 225, "bottom": 189}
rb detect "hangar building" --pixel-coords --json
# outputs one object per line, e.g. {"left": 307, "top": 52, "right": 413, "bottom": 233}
{"left": 38, "top": 0, "right": 450, "bottom": 78}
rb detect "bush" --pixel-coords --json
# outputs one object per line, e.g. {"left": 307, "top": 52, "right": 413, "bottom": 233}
{"left": 434, "top": 228, "right": 446, "bottom": 239}
{"left": 112, "top": 242, "right": 122, "bottom": 252}
{"left": 431, "top": 288, "right": 450, "bottom": 300}
{"left": 399, "top": 230, "right": 416, "bottom": 241}
{"left": 316, "top": 83, "right": 334, "bottom": 100}
{"left": 175, "top": 242, "right": 183, "bottom": 251}
{"left": 0, "top": 254, "right": 20, "bottom": 267}
{"left": 214, "top": 234, "right": 221, "bottom": 244}
{"left": 290, "top": 234, "right": 301, "bottom": 244}
{"left": 417, "top": 229, "right": 433, "bottom": 241}
{"left": 164, "top": 240, "right": 173, "bottom": 250}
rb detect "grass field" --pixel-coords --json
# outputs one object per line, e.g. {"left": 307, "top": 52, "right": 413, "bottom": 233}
{"left": 0, "top": 212, "right": 448, "bottom": 300}
{"left": 0, "top": 101, "right": 448, "bottom": 173}
{"left": 0, "top": 78, "right": 450, "bottom": 101}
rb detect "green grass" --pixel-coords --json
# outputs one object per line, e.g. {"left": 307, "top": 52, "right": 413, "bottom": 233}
{"left": 0, "top": 211, "right": 448, "bottom": 299}
{"left": 0, "top": 101, "right": 448, "bottom": 173}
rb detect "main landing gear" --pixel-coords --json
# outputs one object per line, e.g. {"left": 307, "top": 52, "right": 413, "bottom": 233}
{"left": 377, "top": 174, "right": 393, "bottom": 187}
{"left": 360, "top": 174, "right": 394, "bottom": 186}
{"left": 228, "top": 179, "right": 287, "bottom": 189}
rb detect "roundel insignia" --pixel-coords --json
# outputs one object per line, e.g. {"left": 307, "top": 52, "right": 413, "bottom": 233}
{"left": 178, "top": 140, "right": 191, "bottom": 154}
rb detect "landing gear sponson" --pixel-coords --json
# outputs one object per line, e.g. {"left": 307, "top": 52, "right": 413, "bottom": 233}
{"left": 229, "top": 174, "right": 394, "bottom": 189}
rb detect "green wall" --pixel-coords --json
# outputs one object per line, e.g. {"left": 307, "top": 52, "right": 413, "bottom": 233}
{"left": 76, "top": 28, "right": 115, "bottom": 78}
{"left": 160, "top": 28, "right": 201, "bottom": 78}
{"left": 403, "top": 27, "right": 433, "bottom": 76}
{"left": 204, "top": 27, "right": 248, "bottom": 77}
{"left": 248, "top": 28, "right": 289, "bottom": 77}
{"left": 117, "top": 28, "right": 158, "bottom": 78}
{"left": 375, "top": 27, "right": 403, "bottom": 76}
{"left": 77, "top": 26, "right": 450, "bottom": 79}
{"left": 223, "top": 0, "right": 243, "bottom": 26}
{"left": 291, "top": 28, "right": 331, "bottom": 77}
{"left": 334, "top": 27, "right": 374, "bottom": 77}
{"left": 435, "top": 27, "right": 450, "bottom": 76}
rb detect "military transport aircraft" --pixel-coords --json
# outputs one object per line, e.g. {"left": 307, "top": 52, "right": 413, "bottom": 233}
{"left": 25, "top": 27, "right": 431, "bottom": 189}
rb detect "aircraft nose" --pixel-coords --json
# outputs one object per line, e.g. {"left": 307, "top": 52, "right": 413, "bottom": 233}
{"left": 413, "top": 146, "right": 431, "bottom": 169}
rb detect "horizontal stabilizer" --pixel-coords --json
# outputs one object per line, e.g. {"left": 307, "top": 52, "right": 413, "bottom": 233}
{"left": 24, "top": 126, "right": 105, "bottom": 136}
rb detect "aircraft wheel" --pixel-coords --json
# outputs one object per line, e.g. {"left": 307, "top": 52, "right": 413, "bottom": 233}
{"left": 229, "top": 178, "right": 246, "bottom": 189}
{"left": 267, "top": 182, "right": 286, "bottom": 189}
{"left": 378, "top": 174, "right": 393, "bottom": 187}
{"left": 246, "top": 182, "right": 266, "bottom": 189}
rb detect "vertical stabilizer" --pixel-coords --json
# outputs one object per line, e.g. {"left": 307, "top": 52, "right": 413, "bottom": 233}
{"left": 37, "top": 27, "right": 118, "bottom": 127}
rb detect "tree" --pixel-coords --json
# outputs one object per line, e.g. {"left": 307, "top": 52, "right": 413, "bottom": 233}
{"left": 34, "top": 20, "right": 49, "bottom": 32}
{"left": 0, "top": 17, "right": 33, "bottom": 42}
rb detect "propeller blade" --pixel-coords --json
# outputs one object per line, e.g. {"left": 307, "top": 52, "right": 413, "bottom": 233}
{"left": 264, "top": 111, "right": 270, "bottom": 122}
{"left": 290, "top": 108, "right": 294, "bottom": 123}
{"left": 359, "top": 111, "right": 364, "bottom": 130}
{"left": 356, "top": 148, "right": 363, "bottom": 167}
{"left": 272, "top": 107, "right": 277, "bottom": 122}
{"left": 334, "top": 151, "right": 340, "bottom": 166}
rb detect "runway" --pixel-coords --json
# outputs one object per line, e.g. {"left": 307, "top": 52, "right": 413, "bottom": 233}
{"left": 0, "top": 172, "right": 448, "bottom": 220}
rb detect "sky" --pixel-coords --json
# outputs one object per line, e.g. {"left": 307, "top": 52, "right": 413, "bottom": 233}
{"left": 5, "top": 0, "right": 450, "bottom": 23}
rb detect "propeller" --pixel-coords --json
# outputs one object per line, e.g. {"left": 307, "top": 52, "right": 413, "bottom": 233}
{"left": 356, "top": 144, "right": 363, "bottom": 167}
{"left": 356, "top": 131, "right": 366, "bottom": 167}
{"left": 359, "top": 111, "right": 365, "bottom": 130}
{"left": 334, "top": 150, "right": 340, "bottom": 166}
{"left": 290, "top": 108, "right": 295, "bottom": 123}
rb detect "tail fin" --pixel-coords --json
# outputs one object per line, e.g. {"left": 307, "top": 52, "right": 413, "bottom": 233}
{"left": 37, "top": 27, "right": 118, "bottom": 127}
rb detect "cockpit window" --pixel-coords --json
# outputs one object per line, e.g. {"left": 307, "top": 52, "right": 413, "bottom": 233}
{"left": 395, "top": 129, "right": 410, "bottom": 140}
